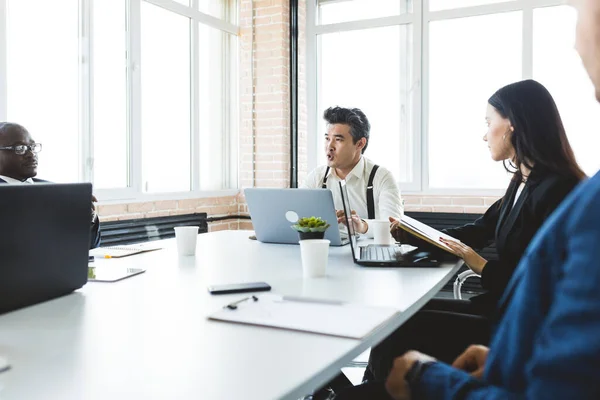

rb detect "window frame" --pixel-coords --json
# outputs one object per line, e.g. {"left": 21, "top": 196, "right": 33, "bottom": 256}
{"left": 308, "top": 0, "right": 567, "bottom": 196}
{"left": 0, "top": 0, "right": 239, "bottom": 201}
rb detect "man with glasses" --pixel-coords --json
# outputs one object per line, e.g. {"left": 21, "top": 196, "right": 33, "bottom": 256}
{"left": 0, "top": 122, "right": 101, "bottom": 248}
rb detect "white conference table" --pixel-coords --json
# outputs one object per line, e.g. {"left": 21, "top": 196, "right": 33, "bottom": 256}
{"left": 0, "top": 230, "right": 462, "bottom": 400}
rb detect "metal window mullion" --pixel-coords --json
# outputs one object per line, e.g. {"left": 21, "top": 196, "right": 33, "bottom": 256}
{"left": 228, "top": 32, "right": 239, "bottom": 189}
{"left": 306, "top": 0, "right": 318, "bottom": 172}
{"left": 143, "top": 0, "right": 238, "bottom": 35}
{"left": 411, "top": 0, "right": 423, "bottom": 193}
{"left": 0, "top": 0, "right": 7, "bottom": 120}
{"left": 128, "top": 0, "right": 142, "bottom": 193}
{"left": 191, "top": 14, "right": 200, "bottom": 191}
{"left": 421, "top": 0, "right": 431, "bottom": 192}
{"left": 80, "top": 0, "right": 93, "bottom": 183}
{"left": 315, "top": 14, "right": 414, "bottom": 34}
{"left": 428, "top": 1, "right": 526, "bottom": 21}
{"left": 222, "top": 28, "right": 231, "bottom": 189}
{"left": 522, "top": 2, "right": 534, "bottom": 79}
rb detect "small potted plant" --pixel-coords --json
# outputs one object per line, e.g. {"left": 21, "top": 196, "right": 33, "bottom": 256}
{"left": 291, "top": 216, "right": 331, "bottom": 241}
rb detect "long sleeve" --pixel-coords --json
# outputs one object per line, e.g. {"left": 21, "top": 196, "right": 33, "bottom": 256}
{"left": 300, "top": 166, "right": 327, "bottom": 189}
{"left": 362, "top": 169, "right": 404, "bottom": 238}
{"left": 480, "top": 176, "right": 577, "bottom": 295}
{"left": 519, "top": 203, "right": 600, "bottom": 399}
{"left": 479, "top": 259, "right": 510, "bottom": 295}
{"left": 443, "top": 199, "right": 502, "bottom": 250}
{"left": 413, "top": 177, "right": 600, "bottom": 400}
{"left": 90, "top": 216, "right": 101, "bottom": 249}
{"left": 412, "top": 361, "right": 523, "bottom": 399}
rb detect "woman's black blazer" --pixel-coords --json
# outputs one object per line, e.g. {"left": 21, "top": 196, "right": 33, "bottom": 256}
{"left": 445, "top": 168, "right": 581, "bottom": 312}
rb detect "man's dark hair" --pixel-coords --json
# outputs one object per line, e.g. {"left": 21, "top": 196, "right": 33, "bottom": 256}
{"left": 323, "top": 106, "right": 370, "bottom": 153}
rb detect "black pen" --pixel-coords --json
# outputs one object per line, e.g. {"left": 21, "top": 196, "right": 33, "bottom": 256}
{"left": 225, "top": 295, "right": 259, "bottom": 310}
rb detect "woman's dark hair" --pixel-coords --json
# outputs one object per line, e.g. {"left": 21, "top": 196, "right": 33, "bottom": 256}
{"left": 488, "top": 79, "right": 586, "bottom": 182}
{"left": 323, "top": 106, "right": 370, "bottom": 153}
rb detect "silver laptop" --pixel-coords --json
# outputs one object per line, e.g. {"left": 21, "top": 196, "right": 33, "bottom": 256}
{"left": 245, "top": 188, "right": 349, "bottom": 246}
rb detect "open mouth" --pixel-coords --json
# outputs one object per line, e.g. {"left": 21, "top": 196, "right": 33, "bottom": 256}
{"left": 327, "top": 153, "right": 334, "bottom": 162}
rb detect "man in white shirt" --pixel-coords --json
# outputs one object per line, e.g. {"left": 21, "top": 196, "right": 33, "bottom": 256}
{"left": 302, "top": 106, "right": 403, "bottom": 237}
{"left": 0, "top": 122, "right": 101, "bottom": 248}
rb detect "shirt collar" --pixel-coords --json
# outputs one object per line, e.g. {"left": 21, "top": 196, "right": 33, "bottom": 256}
{"left": 0, "top": 175, "right": 34, "bottom": 184}
{"left": 333, "top": 156, "right": 365, "bottom": 182}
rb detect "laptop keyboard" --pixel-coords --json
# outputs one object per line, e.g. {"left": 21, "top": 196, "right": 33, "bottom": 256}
{"left": 361, "top": 246, "right": 397, "bottom": 261}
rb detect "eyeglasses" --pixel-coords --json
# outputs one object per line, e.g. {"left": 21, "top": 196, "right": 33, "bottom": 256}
{"left": 0, "top": 143, "right": 42, "bottom": 155}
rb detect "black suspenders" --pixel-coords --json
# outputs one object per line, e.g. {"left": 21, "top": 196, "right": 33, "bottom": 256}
{"left": 321, "top": 166, "right": 330, "bottom": 189}
{"left": 322, "top": 164, "right": 379, "bottom": 219}
{"left": 366, "top": 165, "right": 379, "bottom": 220}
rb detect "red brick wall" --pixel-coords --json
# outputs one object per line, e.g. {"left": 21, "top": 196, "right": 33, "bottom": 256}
{"left": 239, "top": 0, "right": 293, "bottom": 189}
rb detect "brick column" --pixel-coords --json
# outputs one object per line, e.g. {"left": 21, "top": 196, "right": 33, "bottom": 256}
{"left": 240, "top": 0, "right": 298, "bottom": 189}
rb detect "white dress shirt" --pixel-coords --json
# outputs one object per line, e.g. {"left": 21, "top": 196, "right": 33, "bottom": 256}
{"left": 0, "top": 175, "right": 34, "bottom": 184}
{"left": 301, "top": 156, "right": 404, "bottom": 236}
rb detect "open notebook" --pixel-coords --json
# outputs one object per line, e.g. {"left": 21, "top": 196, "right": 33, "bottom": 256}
{"left": 89, "top": 244, "right": 162, "bottom": 258}
{"left": 208, "top": 294, "right": 400, "bottom": 339}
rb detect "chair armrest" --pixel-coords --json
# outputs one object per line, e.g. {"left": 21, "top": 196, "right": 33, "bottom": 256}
{"left": 453, "top": 270, "right": 481, "bottom": 300}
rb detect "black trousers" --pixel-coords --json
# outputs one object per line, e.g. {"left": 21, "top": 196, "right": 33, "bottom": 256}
{"left": 364, "top": 297, "right": 491, "bottom": 382}
{"left": 318, "top": 298, "right": 492, "bottom": 400}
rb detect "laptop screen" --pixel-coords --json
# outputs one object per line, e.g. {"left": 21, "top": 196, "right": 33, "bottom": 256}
{"left": 338, "top": 180, "right": 359, "bottom": 261}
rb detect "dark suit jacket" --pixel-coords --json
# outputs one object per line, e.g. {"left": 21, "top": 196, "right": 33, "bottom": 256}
{"left": 414, "top": 171, "right": 600, "bottom": 399}
{"left": 0, "top": 177, "right": 101, "bottom": 249}
{"left": 443, "top": 168, "right": 580, "bottom": 314}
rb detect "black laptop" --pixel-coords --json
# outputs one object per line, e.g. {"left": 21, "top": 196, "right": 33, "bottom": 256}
{"left": 0, "top": 183, "right": 92, "bottom": 314}
{"left": 339, "top": 180, "right": 457, "bottom": 267}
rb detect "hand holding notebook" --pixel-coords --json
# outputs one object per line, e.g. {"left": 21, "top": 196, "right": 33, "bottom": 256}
{"left": 392, "top": 215, "right": 460, "bottom": 255}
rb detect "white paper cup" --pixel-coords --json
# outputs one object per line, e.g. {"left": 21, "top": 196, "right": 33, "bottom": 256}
{"left": 371, "top": 220, "right": 394, "bottom": 245}
{"left": 174, "top": 226, "right": 199, "bottom": 256}
{"left": 299, "top": 239, "right": 330, "bottom": 278}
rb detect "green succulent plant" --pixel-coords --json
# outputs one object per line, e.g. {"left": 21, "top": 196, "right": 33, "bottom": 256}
{"left": 291, "top": 216, "right": 331, "bottom": 233}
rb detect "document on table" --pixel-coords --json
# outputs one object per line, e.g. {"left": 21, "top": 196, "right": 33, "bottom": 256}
{"left": 208, "top": 293, "right": 400, "bottom": 339}
{"left": 89, "top": 243, "right": 162, "bottom": 258}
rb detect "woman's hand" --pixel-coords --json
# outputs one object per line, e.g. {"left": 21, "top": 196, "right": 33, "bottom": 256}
{"left": 439, "top": 238, "right": 487, "bottom": 275}
{"left": 389, "top": 217, "right": 429, "bottom": 247}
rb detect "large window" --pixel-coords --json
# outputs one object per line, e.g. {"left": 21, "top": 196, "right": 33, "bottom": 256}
{"left": 92, "top": 0, "right": 128, "bottom": 189}
{"left": 0, "top": 0, "right": 239, "bottom": 198}
{"left": 310, "top": 0, "right": 600, "bottom": 193}
{"left": 6, "top": 0, "right": 80, "bottom": 183}
{"left": 319, "top": 26, "right": 413, "bottom": 183}
{"left": 532, "top": 5, "right": 600, "bottom": 177}
{"left": 141, "top": 2, "right": 191, "bottom": 193}
{"left": 428, "top": 12, "right": 522, "bottom": 189}
{"left": 314, "top": 1, "right": 415, "bottom": 187}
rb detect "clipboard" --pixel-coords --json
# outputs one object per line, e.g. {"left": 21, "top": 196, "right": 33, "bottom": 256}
{"left": 398, "top": 215, "right": 460, "bottom": 255}
{"left": 208, "top": 294, "right": 400, "bottom": 339}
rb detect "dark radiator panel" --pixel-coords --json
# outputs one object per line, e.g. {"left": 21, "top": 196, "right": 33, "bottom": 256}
{"left": 99, "top": 213, "right": 208, "bottom": 246}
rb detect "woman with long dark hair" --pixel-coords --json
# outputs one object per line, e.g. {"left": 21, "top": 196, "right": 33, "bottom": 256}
{"left": 428, "top": 78, "right": 587, "bottom": 315}
{"left": 332, "top": 80, "right": 586, "bottom": 399}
